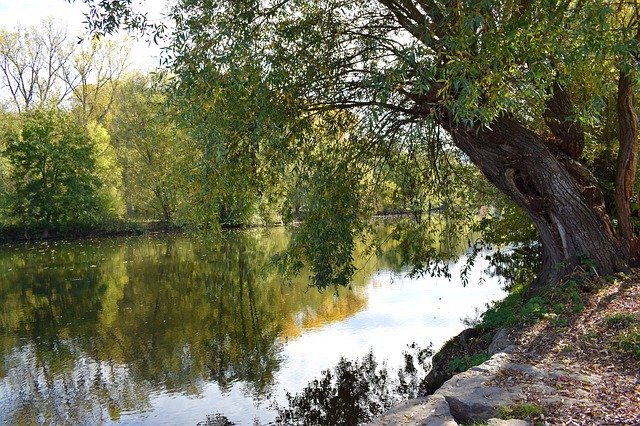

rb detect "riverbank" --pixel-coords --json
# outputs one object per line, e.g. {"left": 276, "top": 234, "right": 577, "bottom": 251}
{"left": 0, "top": 221, "right": 183, "bottom": 244}
{"left": 0, "top": 220, "right": 280, "bottom": 244}
{"left": 371, "top": 272, "right": 640, "bottom": 425}
{"left": 0, "top": 212, "right": 424, "bottom": 244}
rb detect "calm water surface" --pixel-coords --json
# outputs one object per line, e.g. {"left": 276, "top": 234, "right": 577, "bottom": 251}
{"left": 0, "top": 227, "right": 507, "bottom": 425}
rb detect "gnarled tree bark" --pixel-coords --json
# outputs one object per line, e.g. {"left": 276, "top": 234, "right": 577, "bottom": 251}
{"left": 442, "top": 116, "right": 628, "bottom": 286}
{"left": 615, "top": 68, "right": 640, "bottom": 262}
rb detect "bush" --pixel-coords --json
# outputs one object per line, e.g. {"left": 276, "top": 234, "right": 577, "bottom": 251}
{"left": 3, "top": 109, "right": 120, "bottom": 231}
{"left": 478, "top": 279, "right": 587, "bottom": 332}
{"left": 613, "top": 330, "right": 640, "bottom": 360}
{"left": 448, "top": 352, "right": 490, "bottom": 373}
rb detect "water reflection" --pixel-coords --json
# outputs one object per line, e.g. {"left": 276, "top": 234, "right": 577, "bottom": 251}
{"left": 0, "top": 228, "right": 384, "bottom": 424}
{"left": 0, "top": 225, "right": 507, "bottom": 424}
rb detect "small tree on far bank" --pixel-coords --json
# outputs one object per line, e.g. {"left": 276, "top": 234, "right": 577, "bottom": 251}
{"left": 3, "top": 109, "right": 118, "bottom": 234}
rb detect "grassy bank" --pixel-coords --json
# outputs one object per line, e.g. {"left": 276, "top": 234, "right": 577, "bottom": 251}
{"left": 423, "top": 269, "right": 640, "bottom": 424}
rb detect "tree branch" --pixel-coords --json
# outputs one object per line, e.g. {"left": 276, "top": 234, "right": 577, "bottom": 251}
{"left": 543, "top": 81, "right": 584, "bottom": 160}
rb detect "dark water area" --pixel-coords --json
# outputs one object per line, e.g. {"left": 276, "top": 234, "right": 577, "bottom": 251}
{"left": 0, "top": 226, "right": 507, "bottom": 425}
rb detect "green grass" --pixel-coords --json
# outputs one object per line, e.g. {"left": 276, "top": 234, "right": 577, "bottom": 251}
{"left": 613, "top": 329, "right": 640, "bottom": 360}
{"left": 605, "top": 312, "right": 637, "bottom": 329}
{"left": 448, "top": 352, "right": 490, "bottom": 373}
{"left": 477, "top": 279, "right": 587, "bottom": 332}
{"left": 497, "top": 402, "right": 543, "bottom": 420}
{"left": 580, "top": 330, "right": 599, "bottom": 342}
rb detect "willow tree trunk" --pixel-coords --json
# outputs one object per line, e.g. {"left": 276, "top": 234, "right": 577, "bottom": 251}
{"left": 446, "top": 117, "right": 628, "bottom": 286}
{"left": 616, "top": 69, "right": 640, "bottom": 261}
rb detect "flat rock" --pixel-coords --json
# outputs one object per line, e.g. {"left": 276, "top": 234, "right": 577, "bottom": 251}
{"left": 488, "top": 328, "right": 515, "bottom": 355}
{"left": 367, "top": 394, "right": 457, "bottom": 426}
{"left": 438, "top": 366, "right": 521, "bottom": 424}
{"left": 369, "top": 343, "right": 599, "bottom": 425}
{"left": 487, "top": 419, "right": 529, "bottom": 426}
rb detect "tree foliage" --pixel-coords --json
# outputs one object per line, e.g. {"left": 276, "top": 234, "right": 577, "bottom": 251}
{"left": 108, "top": 75, "right": 189, "bottom": 222}
{"left": 55, "top": 1, "right": 640, "bottom": 286}
{"left": 0, "top": 20, "right": 131, "bottom": 116}
{"left": 0, "top": 20, "right": 216, "bottom": 234}
{"left": 2, "top": 109, "right": 118, "bottom": 232}
{"left": 0, "top": 20, "right": 76, "bottom": 111}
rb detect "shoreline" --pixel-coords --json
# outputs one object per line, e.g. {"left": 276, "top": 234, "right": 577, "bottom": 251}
{"left": 0, "top": 212, "right": 423, "bottom": 245}
{"left": 369, "top": 273, "right": 640, "bottom": 425}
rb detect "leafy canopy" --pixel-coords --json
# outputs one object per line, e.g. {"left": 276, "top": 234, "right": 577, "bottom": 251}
{"left": 3, "top": 109, "right": 117, "bottom": 230}
{"left": 73, "top": 0, "right": 640, "bottom": 285}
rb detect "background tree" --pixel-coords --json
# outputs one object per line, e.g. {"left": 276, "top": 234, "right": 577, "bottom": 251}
{"left": 86, "top": 120, "right": 125, "bottom": 218}
{"left": 0, "top": 19, "right": 131, "bottom": 118}
{"left": 0, "top": 20, "right": 135, "bottom": 234}
{"left": 65, "top": 37, "right": 131, "bottom": 124}
{"left": 3, "top": 109, "right": 119, "bottom": 234}
{"left": 0, "top": 110, "right": 16, "bottom": 227}
{"left": 108, "top": 74, "right": 189, "bottom": 223}
{"left": 0, "top": 20, "right": 75, "bottom": 111}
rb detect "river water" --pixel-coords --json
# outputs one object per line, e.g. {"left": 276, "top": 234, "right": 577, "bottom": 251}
{"left": 0, "top": 226, "right": 507, "bottom": 425}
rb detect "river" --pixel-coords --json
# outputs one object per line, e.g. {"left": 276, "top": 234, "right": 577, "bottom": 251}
{"left": 0, "top": 225, "right": 507, "bottom": 424}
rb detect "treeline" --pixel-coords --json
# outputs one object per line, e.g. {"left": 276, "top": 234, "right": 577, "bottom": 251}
{"left": 0, "top": 22, "right": 187, "bottom": 237}
{"left": 0, "top": 21, "right": 481, "bottom": 240}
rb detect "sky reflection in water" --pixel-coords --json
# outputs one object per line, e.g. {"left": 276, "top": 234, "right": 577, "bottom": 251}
{"left": 0, "top": 227, "right": 507, "bottom": 425}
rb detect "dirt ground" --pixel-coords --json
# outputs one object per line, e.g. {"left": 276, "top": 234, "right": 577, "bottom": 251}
{"left": 501, "top": 274, "right": 640, "bottom": 425}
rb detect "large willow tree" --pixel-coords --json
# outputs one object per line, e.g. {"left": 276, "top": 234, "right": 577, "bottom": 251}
{"left": 77, "top": 0, "right": 640, "bottom": 287}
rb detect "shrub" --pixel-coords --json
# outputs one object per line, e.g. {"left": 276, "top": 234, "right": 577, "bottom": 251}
{"left": 613, "top": 330, "right": 640, "bottom": 360}
{"left": 448, "top": 352, "right": 490, "bottom": 373}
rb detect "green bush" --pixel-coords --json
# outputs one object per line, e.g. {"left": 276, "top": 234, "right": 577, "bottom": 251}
{"left": 3, "top": 109, "right": 119, "bottom": 231}
{"left": 613, "top": 330, "right": 640, "bottom": 360}
{"left": 478, "top": 284, "right": 527, "bottom": 329}
{"left": 478, "top": 278, "right": 587, "bottom": 332}
{"left": 605, "top": 312, "right": 637, "bottom": 329}
{"left": 448, "top": 352, "right": 490, "bottom": 373}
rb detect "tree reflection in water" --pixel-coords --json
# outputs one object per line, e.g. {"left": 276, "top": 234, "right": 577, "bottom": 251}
{"left": 275, "top": 344, "right": 433, "bottom": 426}
{"left": 0, "top": 222, "right": 510, "bottom": 424}
{"left": 0, "top": 228, "right": 381, "bottom": 424}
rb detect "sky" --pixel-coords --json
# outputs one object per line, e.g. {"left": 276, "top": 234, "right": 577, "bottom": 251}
{"left": 0, "top": 0, "right": 166, "bottom": 71}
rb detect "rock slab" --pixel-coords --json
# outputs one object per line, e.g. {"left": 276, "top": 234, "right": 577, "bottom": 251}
{"left": 437, "top": 353, "right": 521, "bottom": 423}
{"left": 369, "top": 330, "right": 524, "bottom": 425}
{"left": 487, "top": 420, "right": 530, "bottom": 426}
{"left": 488, "top": 328, "right": 515, "bottom": 355}
{"left": 368, "top": 394, "right": 457, "bottom": 426}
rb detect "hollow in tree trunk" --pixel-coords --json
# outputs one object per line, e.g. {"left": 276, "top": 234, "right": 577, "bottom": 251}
{"left": 445, "top": 117, "right": 628, "bottom": 286}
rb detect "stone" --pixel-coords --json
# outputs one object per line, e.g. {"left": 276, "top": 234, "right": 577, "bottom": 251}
{"left": 421, "top": 366, "right": 453, "bottom": 397}
{"left": 487, "top": 419, "right": 529, "bottom": 426}
{"left": 501, "top": 362, "right": 547, "bottom": 378}
{"left": 421, "top": 330, "right": 467, "bottom": 395}
{"left": 367, "top": 394, "right": 458, "bottom": 426}
{"left": 436, "top": 353, "right": 522, "bottom": 423}
{"left": 439, "top": 382, "right": 520, "bottom": 424}
{"left": 488, "top": 328, "right": 515, "bottom": 355}
{"left": 371, "top": 327, "right": 610, "bottom": 426}
{"left": 422, "top": 327, "right": 493, "bottom": 395}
